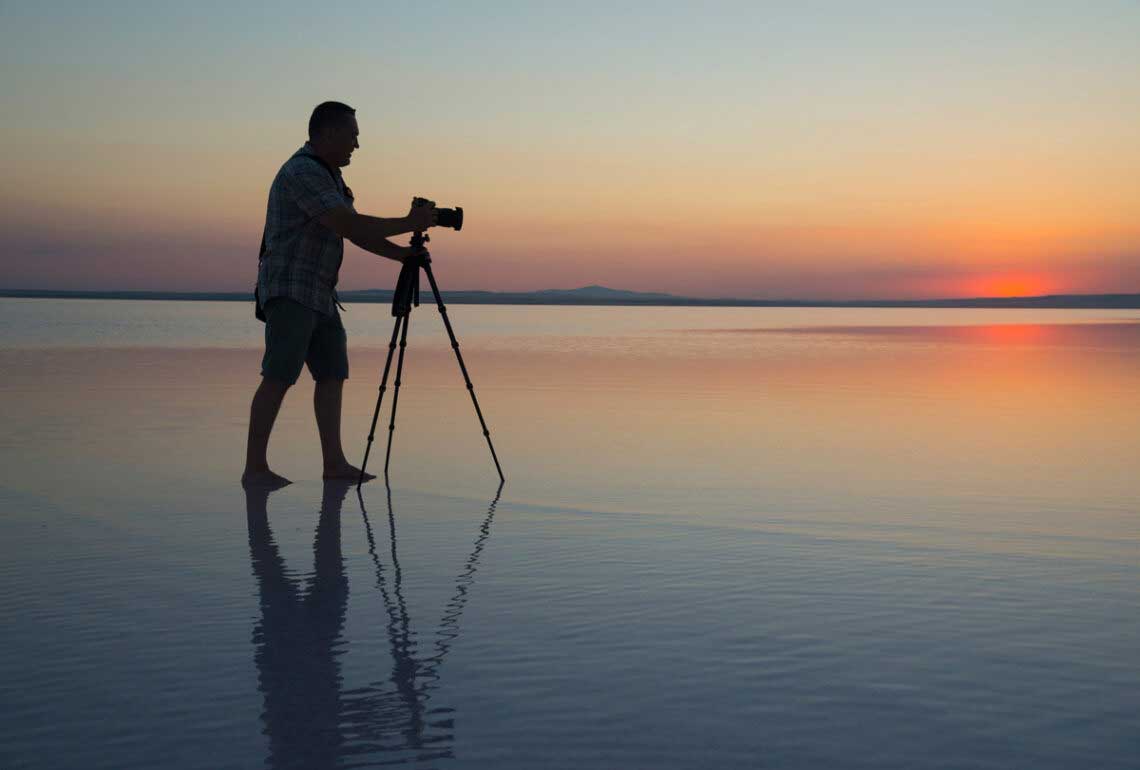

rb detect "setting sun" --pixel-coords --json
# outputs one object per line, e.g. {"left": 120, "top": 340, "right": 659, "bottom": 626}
{"left": 970, "top": 274, "right": 1057, "bottom": 298}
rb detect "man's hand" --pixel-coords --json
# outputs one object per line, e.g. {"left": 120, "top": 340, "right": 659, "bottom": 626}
{"left": 407, "top": 202, "right": 438, "bottom": 232}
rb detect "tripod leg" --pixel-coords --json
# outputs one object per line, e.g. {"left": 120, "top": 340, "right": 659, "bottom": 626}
{"left": 383, "top": 308, "right": 413, "bottom": 481}
{"left": 421, "top": 263, "right": 505, "bottom": 483}
{"left": 359, "top": 315, "right": 404, "bottom": 487}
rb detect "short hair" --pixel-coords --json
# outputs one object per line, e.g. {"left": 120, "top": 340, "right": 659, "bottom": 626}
{"left": 308, "top": 101, "right": 356, "bottom": 139}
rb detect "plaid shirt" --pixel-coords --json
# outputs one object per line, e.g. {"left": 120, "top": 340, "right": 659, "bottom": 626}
{"left": 257, "top": 143, "right": 355, "bottom": 318}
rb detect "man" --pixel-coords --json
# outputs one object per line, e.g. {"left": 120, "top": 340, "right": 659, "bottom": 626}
{"left": 242, "top": 101, "right": 436, "bottom": 488}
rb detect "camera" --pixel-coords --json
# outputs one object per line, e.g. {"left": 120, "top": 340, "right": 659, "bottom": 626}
{"left": 412, "top": 197, "right": 463, "bottom": 231}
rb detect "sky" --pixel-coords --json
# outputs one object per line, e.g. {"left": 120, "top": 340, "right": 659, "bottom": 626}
{"left": 2, "top": 1, "right": 1138, "bottom": 299}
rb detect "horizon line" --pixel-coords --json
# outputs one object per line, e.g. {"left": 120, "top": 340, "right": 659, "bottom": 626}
{"left": 2, "top": 286, "right": 1139, "bottom": 308}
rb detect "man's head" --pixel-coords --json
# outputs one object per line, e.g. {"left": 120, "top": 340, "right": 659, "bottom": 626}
{"left": 308, "top": 101, "right": 359, "bottom": 167}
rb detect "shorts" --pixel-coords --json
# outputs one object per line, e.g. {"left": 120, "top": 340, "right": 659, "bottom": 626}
{"left": 260, "top": 297, "right": 349, "bottom": 385}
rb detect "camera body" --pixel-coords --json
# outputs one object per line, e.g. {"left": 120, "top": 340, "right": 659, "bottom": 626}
{"left": 412, "top": 196, "right": 463, "bottom": 231}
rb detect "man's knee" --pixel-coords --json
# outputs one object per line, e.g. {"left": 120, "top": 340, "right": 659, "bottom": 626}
{"left": 258, "top": 375, "right": 292, "bottom": 399}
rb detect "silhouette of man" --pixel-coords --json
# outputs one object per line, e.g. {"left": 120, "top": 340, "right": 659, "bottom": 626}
{"left": 243, "top": 101, "right": 436, "bottom": 488}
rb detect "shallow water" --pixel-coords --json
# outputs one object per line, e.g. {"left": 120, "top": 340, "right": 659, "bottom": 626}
{"left": 1, "top": 300, "right": 1138, "bottom": 769}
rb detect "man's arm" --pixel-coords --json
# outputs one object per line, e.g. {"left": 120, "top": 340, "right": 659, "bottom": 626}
{"left": 319, "top": 206, "right": 435, "bottom": 262}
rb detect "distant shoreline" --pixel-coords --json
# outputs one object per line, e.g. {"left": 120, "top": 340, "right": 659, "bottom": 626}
{"left": 2, "top": 288, "right": 1139, "bottom": 309}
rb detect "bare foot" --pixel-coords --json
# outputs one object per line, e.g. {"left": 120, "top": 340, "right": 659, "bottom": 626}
{"left": 324, "top": 463, "right": 376, "bottom": 483}
{"left": 241, "top": 469, "right": 292, "bottom": 489}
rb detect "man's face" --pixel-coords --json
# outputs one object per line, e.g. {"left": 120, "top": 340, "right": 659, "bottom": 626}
{"left": 328, "top": 116, "right": 359, "bottom": 167}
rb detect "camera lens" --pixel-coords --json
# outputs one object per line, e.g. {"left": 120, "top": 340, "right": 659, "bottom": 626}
{"left": 436, "top": 207, "right": 463, "bottom": 231}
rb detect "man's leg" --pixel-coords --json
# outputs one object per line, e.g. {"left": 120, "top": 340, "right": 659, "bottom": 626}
{"left": 245, "top": 297, "right": 314, "bottom": 487}
{"left": 314, "top": 378, "right": 374, "bottom": 481}
{"left": 242, "top": 376, "right": 292, "bottom": 487}
{"left": 309, "top": 309, "right": 374, "bottom": 482}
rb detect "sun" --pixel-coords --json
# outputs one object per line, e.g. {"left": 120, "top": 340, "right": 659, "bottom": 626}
{"left": 972, "top": 274, "right": 1054, "bottom": 298}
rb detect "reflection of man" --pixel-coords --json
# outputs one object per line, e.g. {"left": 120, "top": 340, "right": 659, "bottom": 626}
{"left": 243, "top": 101, "right": 437, "bottom": 488}
{"left": 246, "top": 482, "right": 351, "bottom": 769}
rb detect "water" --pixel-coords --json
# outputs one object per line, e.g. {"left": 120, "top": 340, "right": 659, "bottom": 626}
{"left": 1, "top": 299, "right": 1138, "bottom": 769}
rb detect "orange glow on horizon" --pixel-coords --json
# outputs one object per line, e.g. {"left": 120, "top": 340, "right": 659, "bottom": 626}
{"left": 968, "top": 274, "right": 1057, "bottom": 299}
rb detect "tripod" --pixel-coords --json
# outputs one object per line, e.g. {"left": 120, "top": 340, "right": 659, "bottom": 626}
{"left": 358, "top": 231, "right": 504, "bottom": 487}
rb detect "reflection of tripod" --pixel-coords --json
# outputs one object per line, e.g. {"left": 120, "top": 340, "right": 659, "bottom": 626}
{"left": 359, "top": 231, "right": 505, "bottom": 486}
{"left": 353, "top": 484, "right": 503, "bottom": 762}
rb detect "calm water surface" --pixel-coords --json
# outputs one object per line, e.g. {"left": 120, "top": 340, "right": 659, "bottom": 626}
{"left": 1, "top": 299, "right": 1138, "bottom": 769}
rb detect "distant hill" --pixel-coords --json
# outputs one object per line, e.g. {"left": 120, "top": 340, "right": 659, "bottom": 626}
{"left": 2, "top": 286, "right": 1139, "bottom": 309}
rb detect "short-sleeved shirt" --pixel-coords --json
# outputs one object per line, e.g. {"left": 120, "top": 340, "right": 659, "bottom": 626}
{"left": 257, "top": 143, "right": 356, "bottom": 318}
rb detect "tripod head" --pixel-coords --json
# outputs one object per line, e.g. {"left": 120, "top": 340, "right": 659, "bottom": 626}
{"left": 409, "top": 230, "right": 431, "bottom": 253}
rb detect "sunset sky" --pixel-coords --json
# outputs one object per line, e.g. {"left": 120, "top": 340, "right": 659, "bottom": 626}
{"left": 2, "top": 2, "right": 1138, "bottom": 299}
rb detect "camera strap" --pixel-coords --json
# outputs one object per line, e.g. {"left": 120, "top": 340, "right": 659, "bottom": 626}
{"left": 297, "top": 150, "right": 352, "bottom": 313}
